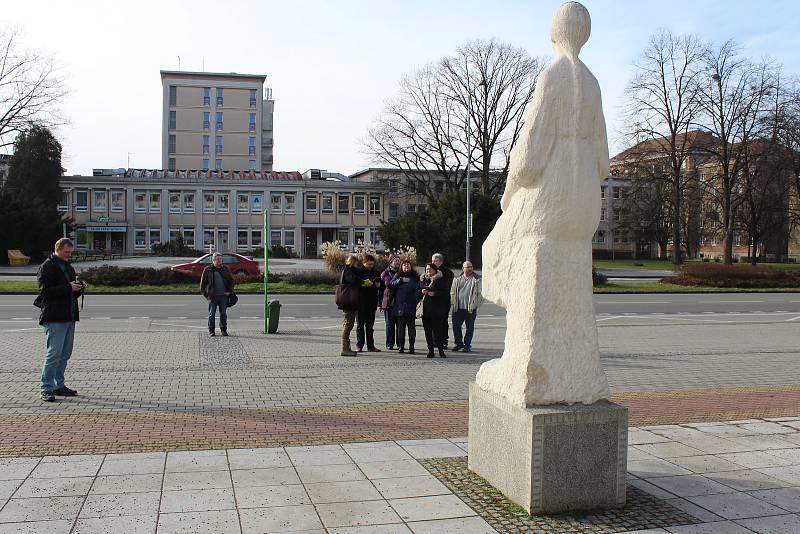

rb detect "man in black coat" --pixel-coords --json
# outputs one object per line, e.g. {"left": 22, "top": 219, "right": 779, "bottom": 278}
{"left": 355, "top": 254, "right": 382, "bottom": 352}
{"left": 432, "top": 253, "right": 454, "bottom": 349}
{"left": 36, "top": 238, "right": 84, "bottom": 402}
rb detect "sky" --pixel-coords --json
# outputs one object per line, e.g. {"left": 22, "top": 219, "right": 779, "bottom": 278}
{"left": 3, "top": 0, "right": 800, "bottom": 176}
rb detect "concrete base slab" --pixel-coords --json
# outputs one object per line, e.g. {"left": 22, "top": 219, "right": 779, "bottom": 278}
{"left": 468, "top": 382, "right": 628, "bottom": 514}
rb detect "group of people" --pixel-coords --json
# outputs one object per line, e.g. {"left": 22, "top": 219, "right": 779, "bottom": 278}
{"left": 338, "top": 252, "right": 484, "bottom": 359}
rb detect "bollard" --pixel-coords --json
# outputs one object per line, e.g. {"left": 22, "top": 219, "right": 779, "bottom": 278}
{"left": 267, "top": 299, "right": 281, "bottom": 334}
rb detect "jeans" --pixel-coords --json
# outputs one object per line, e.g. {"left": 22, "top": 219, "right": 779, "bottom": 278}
{"left": 452, "top": 309, "right": 477, "bottom": 349}
{"left": 356, "top": 305, "right": 377, "bottom": 349}
{"left": 383, "top": 309, "right": 397, "bottom": 348}
{"left": 207, "top": 295, "right": 228, "bottom": 332}
{"left": 395, "top": 315, "right": 415, "bottom": 349}
{"left": 41, "top": 322, "right": 75, "bottom": 392}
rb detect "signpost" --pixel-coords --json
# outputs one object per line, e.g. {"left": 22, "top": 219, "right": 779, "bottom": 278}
{"left": 263, "top": 208, "right": 270, "bottom": 334}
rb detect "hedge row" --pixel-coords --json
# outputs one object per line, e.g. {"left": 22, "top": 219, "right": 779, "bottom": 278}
{"left": 80, "top": 266, "right": 286, "bottom": 287}
{"left": 663, "top": 263, "right": 800, "bottom": 288}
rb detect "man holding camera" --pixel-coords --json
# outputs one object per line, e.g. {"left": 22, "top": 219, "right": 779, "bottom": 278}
{"left": 36, "top": 238, "right": 83, "bottom": 402}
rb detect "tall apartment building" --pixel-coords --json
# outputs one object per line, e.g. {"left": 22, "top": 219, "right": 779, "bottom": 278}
{"left": 161, "top": 71, "right": 274, "bottom": 172}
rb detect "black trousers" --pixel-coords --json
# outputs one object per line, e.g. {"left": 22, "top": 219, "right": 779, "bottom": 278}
{"left": 395, "top": 315, "right": 416, "bottom": 349}
{"left": 356, "top": 305, "right": 377, "bottom": 349}
{"left": 423, "top": 313, "right": 445, "bottom": 351}
{"left": 440, "top": 301, "right": 450, "bottom": 345}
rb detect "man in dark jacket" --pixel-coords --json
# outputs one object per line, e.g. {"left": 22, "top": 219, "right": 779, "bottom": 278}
{"left": 37, "top": 238, "right": 84, "bottom": 402}
{"left": 200, "top": 253, "right": 235, "bottom": 336}
{"left": 432, "top": 253, "right": 454, "bottom": 349}
{"left": 355, "top": 254, "right": 382, "bottom": 352}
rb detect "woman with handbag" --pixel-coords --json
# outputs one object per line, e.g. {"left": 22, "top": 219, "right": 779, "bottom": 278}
{"left": 389, "top": 260, "right": 419, "bottom": 354}
{"left": 200, "top": 253, "right": 235, "bottom": 337}
{"left": 420, "top": 263, "right": 448, "bottom": 358}
{"left": 336, "top": 254, "right": 362, "bottom": 356}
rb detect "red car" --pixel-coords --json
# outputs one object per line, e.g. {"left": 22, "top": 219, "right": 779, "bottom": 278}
{"left": 171, "top": 253, "right": 260, "bottom": 276}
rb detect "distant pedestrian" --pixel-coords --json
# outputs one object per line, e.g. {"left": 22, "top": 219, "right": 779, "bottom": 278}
{"left": 420, "top": 263, "right": 449, "bottom": 358}
{"left": 389, "top": 260, "right": 420, "bottom": 354}
{"left": 337, "top": 254, "right": 362, "bottom": 356}
{"left": 431, "top": 253, "right": 454, "bottom": 348}
{"left": 36, "top": 238, "right": 84, "bottom": 402}
{"left": 379, "top": 256, "right": 401, "bottom": 350}
{"left": 356, "top": 254, "right": 382, "bottom": 352}
{"left": 200, "top": 252, "right": 234, "bottom": 337}
{"left": 450, "top": 260, "right": 483, "bottom": 352}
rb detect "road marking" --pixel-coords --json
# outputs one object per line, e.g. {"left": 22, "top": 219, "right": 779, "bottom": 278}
{"left": 602, "top": 301, "right": 672, "bottom": 304}
{"left": 151, "top": 323, "right": 206, "bottom": 329}
{"left": 11, "top": 317, "right": 32, "bottom": 320}
{"left": 596, "top": 316, "right": 623, "bottom": 322}
{"left": 698, "top": 300, "right": 765, "bottom": 303}
{"left": 3, "top": 327, "right": 40, "bottom": 332}
{"left": 129, "top": 317, "right": 149, "bottom": 319}
{"left": 167, "top": 316, "right": 187, "bottom": 319}
{"left": 239, "top": 316, "right": 259, "bottom": 319}
{"left": 88, "top": 317, "right": 112, "bottom": 320}
{"left": 787, "top": 316, "right": 800, "bottom": 322}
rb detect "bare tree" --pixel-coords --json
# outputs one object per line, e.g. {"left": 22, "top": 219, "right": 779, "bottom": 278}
{"left": 775, "top": 77, "right": 800, "bottom": 231}
{"left": 0, "top": 30, "right": 66, "bottom": 150}
{"left": 697, "top": 40, "right": 777, "bottom": 263}
{"left": 621, "top": 29, "right": 707, "bottom": 264}
{"left": 363, "top": 39, "right": 544, "bottom": 200}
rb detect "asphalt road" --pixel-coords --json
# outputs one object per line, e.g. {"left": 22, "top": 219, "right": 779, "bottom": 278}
{"left": 1, "top": 293, "right": 799, "bottom": 322}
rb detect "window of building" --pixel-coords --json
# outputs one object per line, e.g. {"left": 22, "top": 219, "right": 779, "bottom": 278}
{"left": 238, "top": 193, "right": 249, "bottom": 212}
{"left": 111, "top": 191, "right": 124, "bottom": 211}
{"left": 149, "top": 228, "right": 161, "bottom": 248}
{"left": 353, "top": 194, "right": 366, "bottom": 215}
{"left": 613, "top": 229, "right": 629, "bottom": 244}
{"left": 217, "top": 192, "right": 229, "bottom": 212}
{"left": 305, "top": 194, "right": 317, "bottom": 214}
{"left": 285, "top": 194, "right": 296, "bottom": 213}
{"left": 183, "top": 228, "right": 195, "bottom": 247}
{"left": 612, "top": 210, "right": 621, "bottom": 222}
{"left": 389, "top": 181, "right": 398, "bottom": 194}
{"left": 168, "top": 158, "right": 176, "bottom": 171}
{"left": 215, "top": 159, "right": 222, "bottom": 170}
{"left": 321, "top": 193, "right": 333, "bottom": 214}
{"left": 389, "top": 203, "right": 399, "bottom": 218}
{"left": 435, "top": 182, "right": 444, "bottom": 193}
{"left": 612, "top": 187, "right": 621, "bottom": 199}
{"left": 618, "top": 187, "right": 627, "bottom": 199}
{"left": 251, "top": 192, "right": 263, "bottom": 213}
{"left": 251, "top": 229, "right": 262, "bottom": 247}
{"left": 369, "top": 195, "right": 380, "bottom": 216}
{"left": 735, "top": 234, "right": 743, "bottom": 247}
{"left": 74, "top": 190, "right": 88, "bottom": 212}
{"left": 169, "top": 191, "right": 181, "bottom": 212}
{"left": 594, "top": 230, "right": 606, "bottom": 244}
{"left": 169, "top": 85, "right": 176, "bottom": 106}
{"left": 203, "top": 87, "right": 210, "bottom": 105}
{"left": 600, "top": 208, "right": 606, "bottom": 221}
{"left": 354, "top": 228, "right": 366, "bottom": 245}
{"left": 203, "top": 229, "right": 214, "bottom": 248}
{"left": 204, "top": 192, "right": 215, "bottom": 212}
{"left": 216, "top": 112, "right": 223, "bottom": 131}
{"left": 338, "top": 194, "right": 350, "bottom": 214}
{"left": 203, "top": 135, "right": 209, "bottom": 155}
{"left": 407, "top": 204, "right": 416, "bottom": 213}
{"left": 337, "top": 229, "right": 349, "bottom": 245}
{"left": 215, "top": 137, "right": 223, "bottom": 157}
{"left": 203, "top": 159, "right": 209, "bottom": 171}
{"left": 203, "top": 112, "right": 210, "bottom": 130}
{"left": 149, "top": 192, "right": 161, "bottom": 212}
{"left": 169, "top": 228, "right": 179, "bottom": 242}
{"left": 249, "top": 137, "right": 256, "bottom": 156}
{"left": 183, "top": 192, "right": 195, "bottom": 212}
{"left": 270, "top": 230, "right": 282, "bottom": 248}
{"left": 237, "top": 230, "right": 249, "bottom": 249}
{"left": 249, "top": 160, "right": 256, "bottom": 170}
{"left": 169, "top": 111, "right": 176, "bottom": 130}
{"left": 93, "top": 190, "right": 107, "bottom": 211}
{"left": 601, "top": 186, "right": 606, "bottom": 199}
{"left": 216, "top": 87, "right": 223, "bottom": 106}
{"left": 271, "top": 193, "right": 282, "bottom": 213}
{"left": 58, "top": 190, "right": 70, "bottom": 211}
{"left": 134, "top": 229, "right": 147, "bottom": 249}
{"left": 284, "top": 230, "right": 295, "bottom": 249}
{"left": 250, "top": 89, "right": 257, "bottom": 107}
{"left": 249, "top": 113, "right": 256, "bottom": 132}
{"left": 134, "top": 191, "right": 146, "bottom": 212}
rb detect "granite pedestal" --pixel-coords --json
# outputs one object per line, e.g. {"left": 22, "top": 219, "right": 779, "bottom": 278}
{"left": 468, "top": 382, "right": 628, "bottom": 514}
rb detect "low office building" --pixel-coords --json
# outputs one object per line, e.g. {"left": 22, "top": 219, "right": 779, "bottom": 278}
{"left": 58, "top": 168, "right": 386, "bottom": 257}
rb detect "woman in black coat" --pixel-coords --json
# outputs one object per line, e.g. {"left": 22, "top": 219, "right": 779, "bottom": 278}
{"left": 338, "top": 255, "right": 362, "bottom": 356}
{"left": 389, "top": 260, "right": 420, "bottom": 354}
{"left": 420, "top": 263, "right": 449, "bottom": 358}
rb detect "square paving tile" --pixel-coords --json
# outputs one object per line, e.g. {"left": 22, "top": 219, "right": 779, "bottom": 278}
{"left": 0, "top": 479, "right": 22, "bottom": 502}
{"left": 14, "top": 476, "right": 93, "bottom": 498}
{"left": 358, "top": 460, "right": 429, "bottom": 480}
{"left": 165, "top": 450, "right": 229, "bottom": 473}
{"left": 738, "top": 422, "right": 796, "bottom": 435}
{"left": 231, "top": 467, "right": 300, "bottom": 488}
{"left": 157, "top": 509, "right": 241, "bottom": 534}
{"left": 673, "top": 435, "right": 749, "bottom": 455}
{"left": 718, "top": 451, "right": 792, "bottom": 469}
{"left": 389, "top": 494, "right": 476, "bottom": 522}
{"left": 665, "top": 521, "right": 753, "bottom": 533}
{"left": 407, "top": 516, "right": 497, "bottom": 534}
{"left": 747, "top": 487, "right": 800, "bottom": 513}
{"left": 0, "top": 458, "right": 40, "bottom": 481}
{"left": 636, "top": 442, "right": 705, "bottom": 459}
{"left": 160, "top": 488, "right": 236, "bottom": 513}
{"left": 706, "top": 469, "right": 790, "bottom": 492}
{"left": 698, "top": 425, "right": 759, "bottom": 439}
{"left": 341, "top": 441, "right": 398, "bottom": 450}
{"left": 664, "top": 498, "right": 725, "bottom": 523}
{"left": 163, "top": 470, "right": 232, "bottom": 491}
{"left": 79, "top": 491, "right": 161, "bottom": 518}
{"left": 687, "top": 491, "right": 787, "bottom": 520}
{"left": 306, "top": 480, "right": 382, "bottom": 504}
{"left": 628, "top": 430, "right": 673, "bottom": 445}
{"left": 103, "top": 452, "right": 165, "bottom": 462}
{"left": 401, "top": 444, "right": 466, "bottom": 460}
{"left": 629, "top": 479, "right": 678, "bottom": 500}
{"left": 0, "top": 519, "right": 73, "bottom": 534}
{"left": 758, "top": 465, "right": 800, "bottom": 485}
{"left": 734, "top": 513, "right": 800, "bottom": 534}
{"left": 316, "top": 500, "right": 402, "bottom": 528}
{"left": 234, "top": 483, "right": 310, "bottom": 508}
{"left": 726, "top": 435, "right": 797, "bottom": 451}
{"left": 72, "top": 514, "right": 158, "bottom": 534}
{"left": 97, "top": 458, "right": 164, "bottom": 476}
{"left": 667, "top": 455, "right": 744, "bottom": 474}
{"left": 628, "top": 459, "right": 693, "bottom": 478}
{"left": 226, "top": 448, "right": 291, "bottom": 470}
{"left": 346, "top": 446, "right": 413, "bottom": 463}
{"left": 373, "top": 475, "right": 451, "bottom": 499}
{"left": 296, "top": 464, "right": 366, "bottom": 484}
{"left": 89, "top": 473, "right": 163, "bottom": 495}
{"left": 29, "top": 458, "right": 102, "bottom": 479}
{"left": 287, "top": 449, "right": 353, "bottom": 467}
{"left": 646, "top": 475, "right": 737, "bottom": 498}
{"left": 330, "top": 524, "right": 413, "bottom": 534}
{"left": 0, "top": 496, "right": 84, "bottom": 522}
{"left": 765, "top": 448, "right": 800, "bottom": 465}
{"left": 238, "top": 504, "right": 322, "bottom": 533}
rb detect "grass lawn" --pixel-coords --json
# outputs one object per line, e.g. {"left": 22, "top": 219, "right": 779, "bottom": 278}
{"left": 593, "top": 259, "right": 676, "bottom": 271}
{"left": 595, "top": 281, "right": 800, "bottom": 293}
{"left": 0, "top": 281, "right": 334, "bottom": 294}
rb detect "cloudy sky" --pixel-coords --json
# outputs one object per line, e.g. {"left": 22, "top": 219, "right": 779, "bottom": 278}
{"left": 4, "top": 0, "right": 800, "bottom": 175}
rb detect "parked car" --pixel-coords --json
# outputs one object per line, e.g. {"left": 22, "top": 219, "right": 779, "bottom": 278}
{"left": 171, "top": 253, "right": 260, "bottom": 275}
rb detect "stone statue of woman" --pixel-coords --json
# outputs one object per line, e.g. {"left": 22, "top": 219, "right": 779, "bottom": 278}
{"left": 477, "top": 1, "right": 611, "bottom": 407}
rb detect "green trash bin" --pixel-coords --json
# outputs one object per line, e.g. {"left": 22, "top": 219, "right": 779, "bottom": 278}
{"left": 267, "top": 299, "right": 281, "bottom": 333}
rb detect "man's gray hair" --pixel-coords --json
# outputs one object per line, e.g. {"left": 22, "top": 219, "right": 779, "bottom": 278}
{"left": 212, "top": 252, "right": 222, "bottom": 258}
{"left": 432, "top": 253, "right": 444, "bottom": 261}
{"left": 55, "top": 237, "right": 74, "bottom": 250}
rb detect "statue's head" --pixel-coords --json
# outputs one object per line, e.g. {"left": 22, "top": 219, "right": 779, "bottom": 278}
{"left": 550, "top": 2, "right": 591, "bottom": 58}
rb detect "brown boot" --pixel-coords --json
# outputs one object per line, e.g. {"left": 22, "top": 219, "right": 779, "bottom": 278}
{"left": 341, "top": 339, "right": 357, "bottom": 357}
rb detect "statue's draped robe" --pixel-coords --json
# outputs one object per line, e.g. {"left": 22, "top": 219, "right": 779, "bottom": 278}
{"left": 477, "top": 52, "right": 611, "bottom": 407}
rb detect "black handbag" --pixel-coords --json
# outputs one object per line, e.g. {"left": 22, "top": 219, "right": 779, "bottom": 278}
{"left": 335, "top": 270, "right": 359, "bottom": 309}
{"left": 227, "top": 293, "right": 239, "bottom": 307}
